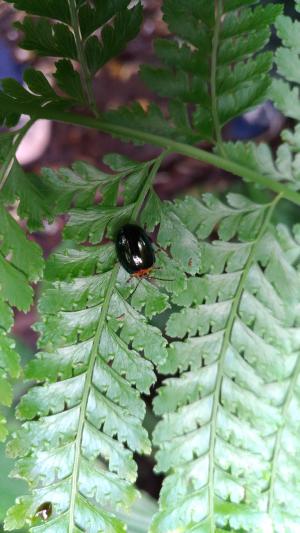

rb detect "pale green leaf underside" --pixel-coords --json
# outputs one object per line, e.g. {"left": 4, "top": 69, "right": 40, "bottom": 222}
{"left": 271, "top": 13, "right": 300, "bottom": 120}
{"left": 152, "top": 193, "right": 300, "bottom": 533}
{"left": 5, "top": 152, "right": 193, "bottom": 532}
{"left": 5, "top": 240, "right": 167, "bottom": 532}
{"left": 216, "top": 140, "right": 300, "bottom": 193}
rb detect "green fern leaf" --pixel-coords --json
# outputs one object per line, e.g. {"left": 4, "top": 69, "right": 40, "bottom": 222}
{"left": 5, "top": 0, "right": 71, "bottom": 23}
{"left": 0, "top": 72, "right": 70, "bottom": 131}
{"left": 84, "top": 4, "right": 142, "bottom": 76}
{"left": 104, "top": 102, "right": 187, "bottom": 144}
{"left": 15, "top": 16, "right": 77, "bottom": 58}
{"left": 271, "top": 12, "right": 300, "bottom": 120}
{"left": 41, "top": 156, "right": 153, "bottom": 213}
{"left": 4, "top": 240, "right": 167, "bottom": 531}
{"left": 78, "top": 0, "right": 130, "bottom": 39}
{"left": 0, "top": 205, "right": 43, "bottom": 441}
{"left": 215, "top": 140, "right": 300, "bottom": 192}
{"left": 0, "top": 72, "right": 70, "bottom": 129}
{"left": 5, "top": 154, "right": 184, "bottom": 531}
{"left": 0, "top": 0, "right": 142, "bottom": 122}
{"left": 152, "top": 193, "right": 300, "bottom": 532}
{"left": 0, "top": 128, "right": 47, "bottom": 441}
{"left": 137, "top": 0, "right": 281, "bottom": 141}
{"left": 0, "top": 132, "right": 54, "bottom": 230}
{"left": 53, "top": 59, "right": 85, "bottom": 103}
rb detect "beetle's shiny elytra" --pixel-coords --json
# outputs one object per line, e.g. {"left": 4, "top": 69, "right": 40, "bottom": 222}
{"left": 115, "top": 224, "right": 155, "bottom": 277}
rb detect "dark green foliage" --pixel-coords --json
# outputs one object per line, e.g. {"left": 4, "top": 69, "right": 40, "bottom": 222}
{"left": 0, "top": 75, "right": 67, "bottom": 128}
{"left": 54, "top": 60, "right": 85, "bottom": 103}
{"left": 139, "top": 0, "right": 281, "bottom": 141}
{"left": 104, "top": 102, "right": 190, "bottom": 144}
{"left": 9, "top": 0, "right": 142, "bottom": 66}
{"left": 0, "top": 0, "right": 143, "bottom": 125}
{"left": 5, "top": 0, "right": 71, "bottom": 23}
{"left": 15, "top": 17, "right": 77, "bottom": 58}
{"left": 0, "top": 134, "right": 53, "bottom": 231}
{"left": 84, "top": 4, "right": 142, "bottom": 75}
{"left": 12, "top": 2, "right": 142, "bottom": 76}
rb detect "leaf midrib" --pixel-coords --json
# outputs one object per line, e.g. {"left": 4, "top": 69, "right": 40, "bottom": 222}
{"left": 207, "top": 194, "right": 282, "bottom": 531}
{"left": 68, "top": 263, "right": 119, "bottom": 533}
{"left": 1, "top": 94, "right": 299, "bottom": 206}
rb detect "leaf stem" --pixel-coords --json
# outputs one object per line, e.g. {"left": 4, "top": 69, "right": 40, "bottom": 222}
{"left": 67, "top": 0, "right": 99, "bottom": 117}
{"left": 4, "top": 100, "right": 300, "bottom": 204}
{"left": 211, "top": 0, "right": 224, "bottom": 153}
{"left": 131, "top": 151, "right": 166, "bottom": 221}
{"left": 207, "top": 193, "right": 282, "bottom": 531}
{"left": 0, "top": 119, "right": 35, "bottom": 192}
{"left": 68, "top": 263, "right": 119, "bottom": 533}
{"left": 20, "top": 108, "right": 300, "bottom": 206}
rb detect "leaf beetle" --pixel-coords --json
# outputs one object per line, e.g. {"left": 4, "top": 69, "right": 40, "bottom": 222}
{"left": 115, "top": 223, "right": 156, "bottom": 278}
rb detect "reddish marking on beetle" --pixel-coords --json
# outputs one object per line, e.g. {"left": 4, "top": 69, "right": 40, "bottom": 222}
{"left": 131, "top": 267, "right": 153, "bottom": 279}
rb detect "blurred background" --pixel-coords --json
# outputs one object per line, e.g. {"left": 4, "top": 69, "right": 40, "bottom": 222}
{"left": 0, "top": 0, "right": 300, "bottom": 530}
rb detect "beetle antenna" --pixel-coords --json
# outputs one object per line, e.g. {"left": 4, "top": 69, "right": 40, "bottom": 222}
{"left": 150, "top": 276, "right": 174, "bottom": 282}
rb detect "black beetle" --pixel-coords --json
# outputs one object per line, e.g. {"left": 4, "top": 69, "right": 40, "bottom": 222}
{"left": 115, "top": 224, "right": 155, "bottom": 277}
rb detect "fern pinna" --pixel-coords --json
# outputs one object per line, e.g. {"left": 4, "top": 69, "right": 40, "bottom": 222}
{"left": 107, "top": 0, "right": 281, "bottom": 143}
{"left": 3, "top": 154, "right": 193, "bottom": 532}
{"left": 0, "top": 128, "right": 46, "bottom": 441}
{"left": 152, "top": 193, "right": 300, "bottom": 532}
{"left": 1, "top": 0, "right": 142, "bottom": 119}
{"left": 0, "top": 0, "right": 143, "bottom": 443}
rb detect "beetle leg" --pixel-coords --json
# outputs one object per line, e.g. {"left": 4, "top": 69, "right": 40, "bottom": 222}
{"left": 128, "top": 276, "right": 141, "bottom": 299}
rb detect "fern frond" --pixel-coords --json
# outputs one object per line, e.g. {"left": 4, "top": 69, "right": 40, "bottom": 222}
{"left": 0, "top": 71, "right": 71, "bottom": 128}
{"left": 267, "top": 4, "right": 300, "bottom": 203}
{"left": 0, "top": 0, "right": 142, "bottom": 122}
{"left": 0, "top": 205, "right": 43, "bottom": 441}
{"left": 152, "top": 192, "right": 300, "bottom": 532}
{"left": 0, "top": 125, "right": 50, "bottom": 440}
{"left": 104, "top": 102, "right": 189, "bottom": 144}
{"left": 271, "top": 9, "right": 300, "bottom": 120}
{"left": 215, "top": 139, "right": 300, "bottom": 192}
{"left": 125, "top": 0, "right": 281, "bottom": 142}
{"left": 216, "top": 3, "right": 300, "bottom": 196}
{"left": 4, "top": 153, "right": 186, "bottom": 531}
{"left": 5, "top": 252, "right": 161, "bottom": 531}
{"left": 0, "top": 129, "right": 54, "bottom": 230}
